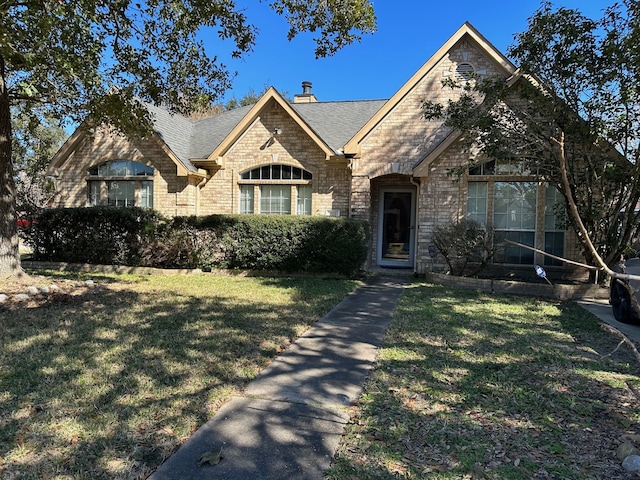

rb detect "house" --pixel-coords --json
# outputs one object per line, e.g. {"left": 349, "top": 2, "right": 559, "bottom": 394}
{"left": 47, "top": 22, "right": 583, "bottom": 276}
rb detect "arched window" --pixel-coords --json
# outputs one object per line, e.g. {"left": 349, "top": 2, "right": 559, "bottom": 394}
{"left": 238, "top": 165, "right": 312, "bottom": 215}
{"left": 87, "top": 160, "right": 154, "bottom": 208}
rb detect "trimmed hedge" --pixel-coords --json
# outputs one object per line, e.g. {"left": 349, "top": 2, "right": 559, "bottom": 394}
{"left": 26, "top": 206, "right": 162, "bottom": 266}
{"left": 26, "top": 208, "right": 370, "bottom": 276}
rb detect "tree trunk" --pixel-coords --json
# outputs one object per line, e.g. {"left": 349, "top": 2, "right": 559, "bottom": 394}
{"left": 0, "top": 54, "right": 23, "bottom": 279}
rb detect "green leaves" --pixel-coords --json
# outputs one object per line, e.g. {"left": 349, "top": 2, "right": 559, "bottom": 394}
{"left": 17, "top": 81, "right": 37, "bottom": 98}
{"left": 421, "top": 0, "right": 640, "bottom": 269}
{"left": 270, "top": 0, "right": 376, "bottom": 58}
{"left": 2, "top": 0, "right": 376, "bottom": 130}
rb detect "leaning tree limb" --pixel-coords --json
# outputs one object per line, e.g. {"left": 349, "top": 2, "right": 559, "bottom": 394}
{"left": 554, "top": 132, "right": 640, "bottom": 313}
{"left": 600, "top": 322, "right": 640, "bottom": 367}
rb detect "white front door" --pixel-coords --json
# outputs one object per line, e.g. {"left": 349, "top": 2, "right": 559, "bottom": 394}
{"left": 378, "top": 188, "right": 416, "bottom": 267}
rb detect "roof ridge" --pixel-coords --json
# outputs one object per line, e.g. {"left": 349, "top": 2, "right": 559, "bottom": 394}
{"left": 293, "top": 98, "right": 389, "bottom": 105}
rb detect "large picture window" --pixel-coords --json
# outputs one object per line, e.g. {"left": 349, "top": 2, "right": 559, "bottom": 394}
{"left": 467, "top": 160, "right": 566, "bottom": 265}
{"left": 239, "top": 165, "right": 312, "bottom": 215}
{"left": 260, "top": 185, "right": 291, "bottom": 215}
{"left": 107, "top": 180, "right": 136, "bottom": 207}
{"left": 87, "top": 160, "right": 154, "bottom": 208}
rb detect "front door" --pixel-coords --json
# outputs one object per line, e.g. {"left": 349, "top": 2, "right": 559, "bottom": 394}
{"left": 378, "top": 188, "right": 416, "bottom": 267}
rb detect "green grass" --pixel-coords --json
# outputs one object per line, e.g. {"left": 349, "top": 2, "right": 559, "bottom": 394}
{"left": 0, "top": 272, "right": 359, "bottom": 479}
{"left": 326, "top": 282, "right": 640, "bottom": 480}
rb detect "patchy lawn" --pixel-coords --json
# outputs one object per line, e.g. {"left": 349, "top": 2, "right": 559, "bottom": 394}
{"left": 0, "top": 271, "right": 359, "bottom": 479}
{"left": 326, "top": 282, "right": 640, "bottom": 480}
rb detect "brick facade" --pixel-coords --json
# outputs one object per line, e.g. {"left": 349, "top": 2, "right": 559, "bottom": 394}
{"left": 48, "top": 24, "right": 589, "bottom": 276}
{"left": 50, "top": 129, "right": 196, "bottom": 216}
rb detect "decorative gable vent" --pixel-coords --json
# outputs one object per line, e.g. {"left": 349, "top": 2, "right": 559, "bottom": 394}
{"left": 455, "top": 62, "right": 475, "bottom": 81}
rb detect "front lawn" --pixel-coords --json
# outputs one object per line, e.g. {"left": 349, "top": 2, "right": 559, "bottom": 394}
{"left": 327, "top": 283, "right": 640, "bottom": 479}
{"left": 0, "top": 272, "right": 359, "bottom": 479}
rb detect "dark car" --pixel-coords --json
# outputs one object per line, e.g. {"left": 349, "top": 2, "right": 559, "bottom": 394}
{"left": 610, "top": 257, "right": 640, "bottom": 324}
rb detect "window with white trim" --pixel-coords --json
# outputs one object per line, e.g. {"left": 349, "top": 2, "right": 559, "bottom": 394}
{"left": 297, "top": 185, "right": 312, "bottom": 215}
{"left": 87, "top": 160, "right": 154, "bottom": 208}
{"left": 239, "top": 185, "right": 254, "bottom": 214}
{"left": 239, "top": 165, "right": 312, "bottom": 215}
{"left": 466, "top": 182, "right": 487, "bottom": 225}
{"left": 261, "top": 185, "right": 291, "bottom": 215}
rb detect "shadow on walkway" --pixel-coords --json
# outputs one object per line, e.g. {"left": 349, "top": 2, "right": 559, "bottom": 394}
{"left": 150, "top": 275, "right": 410, "bottom": 480}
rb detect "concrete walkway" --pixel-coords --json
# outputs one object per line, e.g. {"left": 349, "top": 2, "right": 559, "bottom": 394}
{"left": 578, "top": 297, "right": 640, "bottom": 343}
{"left": 149, "top": 275, "right": 410, "bottom": 480}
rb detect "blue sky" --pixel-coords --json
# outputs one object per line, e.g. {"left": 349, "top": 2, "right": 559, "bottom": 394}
{"left": 212, "top": 0, "right": 612, "bottom": 104}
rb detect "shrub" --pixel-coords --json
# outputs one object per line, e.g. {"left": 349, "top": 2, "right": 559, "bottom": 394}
{"left": 27, "top": 207, "right": 163, "bottom": 265}
{"left": 28, "top": 209, "right": 370, "bottom": 276}
{"left": 218, "top": 215, "right": 370, "bottom": 276}
{"left": 139, "top": 223, "right": 222, "bottom": 270}
{"left": 432, "top": 219, "right": 495, "bottom": 276}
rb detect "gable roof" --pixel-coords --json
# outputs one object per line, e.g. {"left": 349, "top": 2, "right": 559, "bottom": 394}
{"left": 188, "top": 105, "right": 254, "bottom": 159}
{"left": 344, "top": 21, "right": 517, "bottom": 156}
{"left": 143, "top": 103, "right": 201, "bottom": 175}
{"left": 412, "top": 68, "right": 532, "bottom": 176}
{"left": 50, "top": 21, "right": 514, "bottom": 177}
{"left": 51, "top": 93, "right": 386, "bottom": 176}
{"left": 208, "top": 87, "right": 335, "bottom": 162}
{"left": 204, "top": 87, "right": 385, "bottom": 163}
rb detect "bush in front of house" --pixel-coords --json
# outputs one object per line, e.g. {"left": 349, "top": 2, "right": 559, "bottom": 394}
{"left": 138, "top": 221, "right": 222, "bottom": 270}
{"left": 27, "top": 206, "right": 162, "bottom": 265}
{"left": 217, "top": 215, "right": 370, "bottom": 275}
{"left": 167, "top": 214, "right": 370, "bottom": 276}
{"left": 27, "top": 208, "right": 370, "bottom": 276}
{"left": 432, "top": 219, "right": 495, "bottom": 276}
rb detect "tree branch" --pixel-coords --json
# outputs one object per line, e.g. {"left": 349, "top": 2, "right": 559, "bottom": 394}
{"left": 600, "top": 322, "right": 640, "bottom": 369}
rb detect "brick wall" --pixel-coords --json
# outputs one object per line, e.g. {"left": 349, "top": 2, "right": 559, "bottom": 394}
{"left": 202, "top": 100, "right": 350, "bottom": 216}
{"left": 352, "top": 37, "right": 586, "bottom": 274}
{"left": 426, "top": 271, "right": 609, "bottom": 300}
{"left": 50, "top": 128, "right": 196, "bottom": 217}
{"left": 354, "top": 38, "right": 508, "bottom": 270}
{"left": 49, "top": 36, "right": 588, "bottom": 276}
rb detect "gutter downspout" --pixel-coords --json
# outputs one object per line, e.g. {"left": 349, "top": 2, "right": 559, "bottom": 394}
{"left": 410, "top": 176, "right": 421, "bottom": 276}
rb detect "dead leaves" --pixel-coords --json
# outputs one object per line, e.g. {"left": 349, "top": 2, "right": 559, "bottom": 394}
{"left": 197, "top": 447, "right": 223, "bottom": 467}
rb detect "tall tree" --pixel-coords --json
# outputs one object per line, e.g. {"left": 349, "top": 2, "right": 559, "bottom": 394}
{"left": 224, "top": 85, "right": 286, "bottom": 110}
{"left": 0, "top": 0, "right": 376, "bottom": 279}
{"left": 13, "top": 111, "right": 66, "bottom": 219}
{"left": 422, "top": 0, "right": 640, "bottom": 276}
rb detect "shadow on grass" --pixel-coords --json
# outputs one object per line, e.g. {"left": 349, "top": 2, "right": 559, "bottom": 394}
{"left": 327, "top": 283, "right": 639, "bottom": 480}
{"left": 0, "top": 273, "right": 357, "bottom": 479}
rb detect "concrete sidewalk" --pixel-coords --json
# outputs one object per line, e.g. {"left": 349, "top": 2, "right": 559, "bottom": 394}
{"left": 149, "top": 275, "right": 410, "bottom": 480}
{"left": 578, "top": 297, "right": 640, "bottom": 343}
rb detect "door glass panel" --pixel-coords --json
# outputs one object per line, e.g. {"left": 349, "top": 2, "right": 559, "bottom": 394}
{"left": 382, "top": 191, "right": 412, "bottom": 262}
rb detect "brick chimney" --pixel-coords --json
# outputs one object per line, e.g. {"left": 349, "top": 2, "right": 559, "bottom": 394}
{"left": 293, "top": 81, "right": 318, "bottom": 103}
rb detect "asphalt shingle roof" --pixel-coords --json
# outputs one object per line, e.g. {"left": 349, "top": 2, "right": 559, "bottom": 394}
{"left": 145, "top": 103, "right": 198, "bottom": 172}
{"left": 189, "top": 105, "right": 254, "bottom": 159}
{"left": 291, "top": 100, "right": 386, "bottom": 152}
{"left": 146, "top": 97, "right": 387, "bottom": 172}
